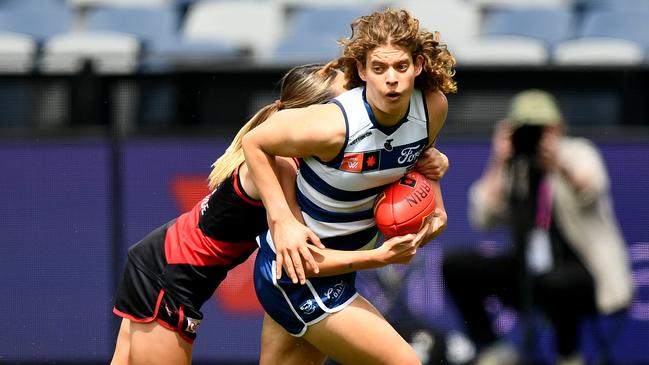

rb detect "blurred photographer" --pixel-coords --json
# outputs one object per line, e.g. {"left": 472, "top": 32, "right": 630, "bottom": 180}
{"left": 442, "top": 90, "right": 633, "bottom": 365}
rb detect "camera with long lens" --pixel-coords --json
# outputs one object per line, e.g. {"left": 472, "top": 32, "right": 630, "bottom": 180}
{"left": 511, "top": 125, "right": 544, "bottom": 157}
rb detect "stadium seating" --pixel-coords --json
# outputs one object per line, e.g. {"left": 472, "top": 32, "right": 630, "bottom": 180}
{"left": 456, "top": 7, "right": 575, "bottom": 65}
{"left": 270, "top": 5, "right": 375, "bottom": 64}
{"left": 573, "top": 0, "right": 649, "bottom": 11}
{"left": 86, "top": 6, "right": 241, "bottom": 71}
{"left": 553, "top": 10, "right": 649, "bottom": 65}
{"left": 469, "top": 0, "right": 570, "bottom": 10}
{"left": 0, "top": 1, "right": 72, "bottom": 39}
{"left": 0, "top": 1, "right": 73, "bottom": 73}
{"left": 0, "top": 31, "right": 37, "bottom": 73}
{"left": 390, "top": 0, "right": 482, "bottom": 53}
{"left": 0, "top": 0, "right": 141, "bottom": 74}
{"left": 41, "top": 31, "right": 141, "bottom": 73}
{"left": 391, "top": 0, "right": 548, "bottom": 65}
{"left": 0, "top": 0, "right": 647, "bottom": 71}
{"left": 277, "top": 0, "right": 386, "bottom": 6}
{"left": 182, "top": 0, "right": 283, "bottom": 62}
{"left": 482, "top": 8, "right": 575, "bottom": 46}
{"left": 67, "top": 0, "right": 172, "bottom": 7}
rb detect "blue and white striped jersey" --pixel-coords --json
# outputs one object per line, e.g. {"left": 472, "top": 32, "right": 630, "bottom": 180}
{"left": 296, "top": 86, "right": 430, "bottom": 251}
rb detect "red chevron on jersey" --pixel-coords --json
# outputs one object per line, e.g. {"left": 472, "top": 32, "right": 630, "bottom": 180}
{"left": 165, "top": 200, "right": 257, "bottom": 266}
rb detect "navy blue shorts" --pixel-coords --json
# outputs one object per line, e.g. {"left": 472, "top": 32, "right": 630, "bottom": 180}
{"left": 253, "top": 231, "right": 360, "bottom": 336}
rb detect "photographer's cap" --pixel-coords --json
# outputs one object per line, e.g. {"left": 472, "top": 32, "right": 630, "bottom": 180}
{"left": 508, "top": 89, "right": 563, "bottom": 127}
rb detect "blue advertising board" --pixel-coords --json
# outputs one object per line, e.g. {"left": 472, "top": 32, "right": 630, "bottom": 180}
{"left": 0, "top": 138, "right": 647, "bottom": 363}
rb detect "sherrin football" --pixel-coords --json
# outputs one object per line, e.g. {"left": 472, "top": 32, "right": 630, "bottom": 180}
{"left": 373, "top": 171, "right": 436, "bottom": 238}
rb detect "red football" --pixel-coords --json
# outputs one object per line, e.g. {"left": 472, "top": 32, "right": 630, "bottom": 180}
{"left": 373, "top": 171, "right": 436, "bottom": 238}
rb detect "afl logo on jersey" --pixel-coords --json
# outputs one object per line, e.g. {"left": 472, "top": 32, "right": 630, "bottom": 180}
{"left": 384, "top": 139, "right": 394, "bottom": 151}
{"left": 340, "top": 151, "right": 381, "bottom": 173}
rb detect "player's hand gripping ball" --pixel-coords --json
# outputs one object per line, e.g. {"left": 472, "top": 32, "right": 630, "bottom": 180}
{"left": 374, "top": 171, "right": 436, "bottom": 238}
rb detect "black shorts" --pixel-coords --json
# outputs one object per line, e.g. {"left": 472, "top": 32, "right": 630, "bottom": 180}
{"left": 113, "top": 257, "right": 203, "bottom": 343}
{"left": 112, "top": 221, "right": 228, "bottom": 344}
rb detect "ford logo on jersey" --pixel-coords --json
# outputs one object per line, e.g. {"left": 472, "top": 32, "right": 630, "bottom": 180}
{"left": 340, "top": 140, "right": 425, "bottom": 173}
{"left": 398, "top": 145, "right": 422, "bottom": 164}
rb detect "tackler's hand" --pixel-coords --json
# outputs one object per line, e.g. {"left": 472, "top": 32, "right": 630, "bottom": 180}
{"left": 414, "top": 206, "right": 447, "bottom": 248}
{"left": 271, "top": 217, "right": 324, "bottom": 285}
{"left": 376, "top": 234, "right": 419, "bottom": 265}
{"left": 415, "top": 147, "right": 449, "bottom": 181}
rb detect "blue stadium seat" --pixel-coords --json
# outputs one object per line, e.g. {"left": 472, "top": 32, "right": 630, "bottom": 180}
{"left": 67, "top": 0, "right": 172, "bottom": 8}
{"left": 284, "top": 6, "right": 366, "bottom": 38}
{"left": 579, "top": 10, "right": 649, "bottom": 47}
{"left": 0, "top": 1, "right": 72, "bottom": 40}
{"left": 443, "top": 6, "right": 574, "bottom": 65}
{"left": 0, "top": 32, "right": 37, "bottom": 73}
{"left": 573, "top": 0, "right": 649, "bottom": 12}
{"left": 181, "top": 0, "right": 282, "bottom": 62}
{"left": 41, "top": 31, "right": 141, "bottom": 73}
{"left": 271, "top": 5, "right": 375, "bottom": 64}
{"left": 0, "top": 0, "right": 71, "bottom": 73}
{"left": 87, "top": 6, "right": 178, "bottom": 44}
{"left": 85, "top": 6, "right": 242, "bottom": 71}
{"left": 470, "top": 0, "right": 569, "bottom": 10}
{"left": 482, "top": 8, "right": 575, "bottom": 46}
{"left": 553, "top": 10, "right": 649, "bottom": 64}
{"left": 0, "top": 0, "right": 67, "bottom": 11}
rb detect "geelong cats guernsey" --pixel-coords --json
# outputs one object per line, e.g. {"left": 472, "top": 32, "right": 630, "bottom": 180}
{"left": 295, "top": 86, "right": 429, "bottom": 250}
{"left": 252, "top": 86, "right": 431, "bottom": 337}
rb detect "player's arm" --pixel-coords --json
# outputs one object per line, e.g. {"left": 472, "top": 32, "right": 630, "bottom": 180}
{"left": 241, "top": 156, "right": 323, "bottom": 278}
{"left": 415, "top": 147, "right": 449, "bottom": 181}
{"left": 414, "top": 89, "right": 450, "bottom": 181}
{"left": 301, "top": 228, "right": 429, "bottom": 277}
{"left": 415, "top": 90, "right": 449, "bottom": 246}
{"left": 242, "top": 104, "right": 346, "bottom": 284}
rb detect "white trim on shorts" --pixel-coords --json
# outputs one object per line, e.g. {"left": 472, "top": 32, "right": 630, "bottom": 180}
{"left": 270, "top": 261, "right": 360, "bottom": 337}
{"left": 306, "top": 280, "right": 359, "bottom": 313}
{"left": 271, "top": 260, "right": 308, "bottom": 337}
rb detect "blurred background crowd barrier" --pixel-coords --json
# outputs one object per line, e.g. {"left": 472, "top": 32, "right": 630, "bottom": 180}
{"left": 0, "top": 0, "right": 648, "bottom": 364}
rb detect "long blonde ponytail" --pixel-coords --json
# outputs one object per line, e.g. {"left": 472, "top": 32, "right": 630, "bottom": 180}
{"left": 207, "top": 63, "right": 340, "bottom": 189}
{"left": 207, "top": 104, "right": 278, "bottom": 189}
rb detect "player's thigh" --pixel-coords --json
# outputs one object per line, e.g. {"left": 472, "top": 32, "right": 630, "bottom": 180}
{"left": 128, "top": 320, "right": 192, "bottom": 365}
{"left": 304, "top": 296, "right": 421, "bottom": 365}
{"left": 260, "top": 313, "right": 326, "bottom": 365}
{"left": 110, "top": 318, "right": 131, "bottom": 365}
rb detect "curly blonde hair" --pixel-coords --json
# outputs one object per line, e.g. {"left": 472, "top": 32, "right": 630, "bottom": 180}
{"left": 336, "top": 8, "right": 457, "bottom": 94}
{"left": 207, "top": 63, "right": 340, "bottom": 190}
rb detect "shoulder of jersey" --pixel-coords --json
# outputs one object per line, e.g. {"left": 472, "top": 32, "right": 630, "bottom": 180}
{"left": 333, "top": 87, "right": 363, "bottom": 103}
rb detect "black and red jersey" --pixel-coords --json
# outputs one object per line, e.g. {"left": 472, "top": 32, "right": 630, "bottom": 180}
{"left": 121, "top": 167, "right": 269, "bottom": 316}
{"left": 165, "top": 167, "right": 267, "bottom": 267}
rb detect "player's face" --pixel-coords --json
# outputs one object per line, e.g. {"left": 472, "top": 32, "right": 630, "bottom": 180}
{"left": 328, "top": 69, "right": 347, "bottom": 97}
{"left": 357, "top": 43, "right": 422, "bottom": 126}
